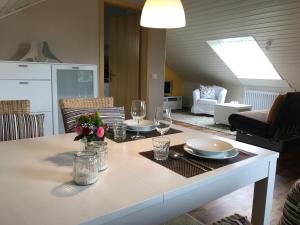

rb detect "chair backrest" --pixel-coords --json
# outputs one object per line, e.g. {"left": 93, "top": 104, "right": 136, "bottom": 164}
{"left": 269, "top": 92, "right": 300, "bottom": 139}
{"left": 0, "top": 100, "right": 30, "bottom": 114}
{"left": 59, "top": 97, "right": 114, "bottom": 109}
{"left": 59, "top": 97, "right": 115, "bottom": 133}
{"left": 213, "top": 85, "right": 227, "bottom": 103}
{"left": 213, "top": 85, "right": 225, "bottom": 97}
{"left": 0, "top": 114, "right": 44, "bottom": 142}
{"left": 61, "top": 107, "right": 125, "bottom": 133}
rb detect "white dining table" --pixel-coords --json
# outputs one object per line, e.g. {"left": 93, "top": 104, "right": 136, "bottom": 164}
{"left": 0, "top": 124, "right": 278, "bottom": 225}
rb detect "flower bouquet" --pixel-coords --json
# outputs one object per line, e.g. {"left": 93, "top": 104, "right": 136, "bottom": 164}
{"left": 74, "top": 111, "right": 106, "bottom": 142}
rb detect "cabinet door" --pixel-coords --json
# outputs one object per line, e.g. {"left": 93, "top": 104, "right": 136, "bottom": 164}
{"left": 52, "top": 64, "right": 98, "bottom": 134}
{"left": 0, "top": 62, "right": 51, "bottom": 80}
{"left": 0, "top": 80, "right": 52, "bottom": 112}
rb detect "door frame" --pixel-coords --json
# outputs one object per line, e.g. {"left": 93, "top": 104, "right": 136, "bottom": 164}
{"left": 99, "top": 0, "right": 143, "bottom": 97}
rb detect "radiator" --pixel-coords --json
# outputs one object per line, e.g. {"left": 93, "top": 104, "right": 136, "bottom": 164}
{"left": 244, "top": 90, "right": 279, "bottom": 110}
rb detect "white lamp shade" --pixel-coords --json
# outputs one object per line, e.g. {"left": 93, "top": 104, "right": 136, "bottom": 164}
{"left": 140, "top": 0, "right": 186, "bottom": 29}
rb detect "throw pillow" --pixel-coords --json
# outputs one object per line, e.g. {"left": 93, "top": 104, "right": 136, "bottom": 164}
{"left": 267, "top": 94, "right": 286, "bottom": 123}
{"left": 199, "top": 85, "right": 216, "bottom": 99}
{"left": 62, "top": 107, "right": 125, "bottom": 133}
{"left": 0, "top": 114, "right": 44, "bottom": 142}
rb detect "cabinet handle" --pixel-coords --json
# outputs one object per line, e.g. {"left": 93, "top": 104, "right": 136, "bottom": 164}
{"left": 18, "top": 65, "right": 28, "bottom": 68}
{"left": 19, "top": 82, "right": 29, "bottom": 85}
{"left": 72, "top": 67, "right": 80, "bottom": 70}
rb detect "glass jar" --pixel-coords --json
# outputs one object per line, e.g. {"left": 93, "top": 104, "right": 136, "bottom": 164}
{"left": 85, "top": 141, "right": 108, "bottom": 172}
{"left": 73, "top": 151, "right": 98, "bottom": 185}
{"left": 113, "top": 123, "right": 127, "bottom": 141}
{"left": 80, "top": 138, "right": 88, "bottom": 151}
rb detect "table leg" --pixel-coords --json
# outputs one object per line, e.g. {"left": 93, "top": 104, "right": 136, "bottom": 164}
{"left": 251, "top": 159, "right": 277, "bottom": 225}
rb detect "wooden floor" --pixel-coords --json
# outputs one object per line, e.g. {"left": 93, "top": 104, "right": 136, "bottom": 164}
{"left": 173, "top": 120, "right": 300, "bottom": 225}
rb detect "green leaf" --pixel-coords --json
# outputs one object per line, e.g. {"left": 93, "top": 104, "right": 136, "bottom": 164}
{"left": 74, "top": 134, "right": 84, "bottom": 141}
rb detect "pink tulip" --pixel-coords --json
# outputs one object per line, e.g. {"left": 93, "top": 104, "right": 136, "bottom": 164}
{"left": 97, "top": 127, "right": 105, "bottom": 138}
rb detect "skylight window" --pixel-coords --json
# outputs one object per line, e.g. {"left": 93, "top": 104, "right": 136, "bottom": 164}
{"left": 207, "top": 36, "right": 282, "bottom": 80}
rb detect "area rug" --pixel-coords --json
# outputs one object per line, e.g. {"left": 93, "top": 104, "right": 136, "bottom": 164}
{"left": 172, "top": 111, "right": 236, "bottom": 136}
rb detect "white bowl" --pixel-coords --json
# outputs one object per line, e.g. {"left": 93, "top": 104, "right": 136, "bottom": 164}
{"left": 184, "top": 145, "right": 239, "bottom": 160}
{"left": 124, "top": 119, "right": 156, "bottom": 132}
{"left": 186, "top": 138, "right": 234, "bottom": 156}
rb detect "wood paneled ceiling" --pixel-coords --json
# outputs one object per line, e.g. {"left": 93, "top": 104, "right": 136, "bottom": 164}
{"left": 0, "top": 0, "right": 45, "bottom": 20}
{"left": 166, "top": 0, "right": 300, "bottom": 89}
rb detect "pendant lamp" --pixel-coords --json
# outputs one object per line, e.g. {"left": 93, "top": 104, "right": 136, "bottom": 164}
{"left": 140, "top": 0, "right": 186, "bottom": 29}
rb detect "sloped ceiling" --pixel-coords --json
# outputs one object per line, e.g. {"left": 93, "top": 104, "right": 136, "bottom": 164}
{"left": 166, "top": 0, "right": 300, "bottom": 89}
{"left": 0, "top": 0, "right": 45, "bottom": 19}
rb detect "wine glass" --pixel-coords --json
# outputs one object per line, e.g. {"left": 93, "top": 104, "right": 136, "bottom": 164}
{"left": 131, "top": 100, "right": 146, "bottom": 140}
{"left": 154, "top": 107, "right": 172, "bottom": 136}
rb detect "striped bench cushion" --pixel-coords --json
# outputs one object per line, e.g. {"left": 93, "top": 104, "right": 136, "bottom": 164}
{"left": 62, "top": 107, "right": 125, "bottom": 133}
{"left": 279, "top": 179, "right": 300, "bottom": 225}
{"left": 0, "top": 114, "right": 44, "bottom": 142}
{"left": 212, "top": 214, "right": 252, "bottom": 225}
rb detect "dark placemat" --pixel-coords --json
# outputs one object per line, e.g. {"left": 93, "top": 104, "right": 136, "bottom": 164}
{"left": 106, "top": 128, "right": 183, "bottom": 143}
{"left": 140, "top": 144, "right": 257, "bottom": 178}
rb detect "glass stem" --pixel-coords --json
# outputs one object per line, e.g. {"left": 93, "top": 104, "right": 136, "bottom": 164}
{"left": 137, "top": 119, "right": 140, "bottom": 137}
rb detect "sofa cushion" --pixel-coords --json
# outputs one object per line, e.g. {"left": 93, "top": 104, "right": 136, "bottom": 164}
{"left": 199, "top": 85, "right": 216, "bottom": 99}
{"left": 229, "top": 110, "right": 271, "bottom": 137}
{"left": 197, "top": 98, "right": 218, "bottom": 106}
{"left": 267, "top": 94, "right": 286, "bottom": 124}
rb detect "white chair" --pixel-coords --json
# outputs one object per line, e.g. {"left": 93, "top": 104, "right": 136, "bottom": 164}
{"left": 191, "top": 85, "right": 227, "bottom": 115}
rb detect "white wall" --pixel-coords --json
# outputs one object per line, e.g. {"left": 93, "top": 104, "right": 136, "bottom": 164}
{"left": 0, "top": 0, "right": 99, "bottom": 65}
{"left": 0, "top": 0, "right": 167, "bottom": 115}
{"left": 183, "top": 82, "right": 200, "bottom": 107}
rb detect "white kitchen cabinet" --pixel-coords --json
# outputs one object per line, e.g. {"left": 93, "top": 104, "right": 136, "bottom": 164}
{"left": 52, "top": 64, "right": 98, "bottom": 134}
{"left": 0, "top": 61, "right": 98, "bottom": 136}
{"left": 0, "top": 62, "right": 51, "bottom": 79}
{"left": 0, "top": 80, "right": 52, "bottom": 112}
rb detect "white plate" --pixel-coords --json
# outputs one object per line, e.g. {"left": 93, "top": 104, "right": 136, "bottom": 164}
{"left": 124, "top": 119, "right": 156, "bottom": 133}
{"left": 184, "top": 145, "right": 239, "bottom": 160}
{"left": 186, "top": 138, "right": 234, "bottom": 155}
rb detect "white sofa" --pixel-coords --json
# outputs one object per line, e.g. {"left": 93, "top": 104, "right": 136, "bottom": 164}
{"left": 191, "top": 85, "right": 227, "bottom": 115}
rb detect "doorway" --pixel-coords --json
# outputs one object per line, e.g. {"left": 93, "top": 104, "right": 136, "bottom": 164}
{"left": 104, "top": 4, "right": 142, "bottom": 118}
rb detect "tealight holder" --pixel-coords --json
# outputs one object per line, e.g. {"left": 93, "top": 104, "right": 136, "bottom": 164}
{"left": 73, "top": 151, "right": 98, "bottom": 185}
{"left": 85, "top": 141, "right": 108, "bottom": 172}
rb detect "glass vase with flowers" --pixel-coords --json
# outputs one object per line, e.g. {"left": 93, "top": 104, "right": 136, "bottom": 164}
{"left": 74, "top": 111, "right": 108, "bottom": 171}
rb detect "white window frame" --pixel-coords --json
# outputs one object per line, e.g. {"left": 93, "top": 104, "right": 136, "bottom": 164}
{"left": 207, "top": 36, "right": 282, "bottom": 80}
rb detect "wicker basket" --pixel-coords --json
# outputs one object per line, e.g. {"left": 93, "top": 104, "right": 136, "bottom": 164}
{"left": 0, "top": 100, "right": 30, "bottom": 114}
